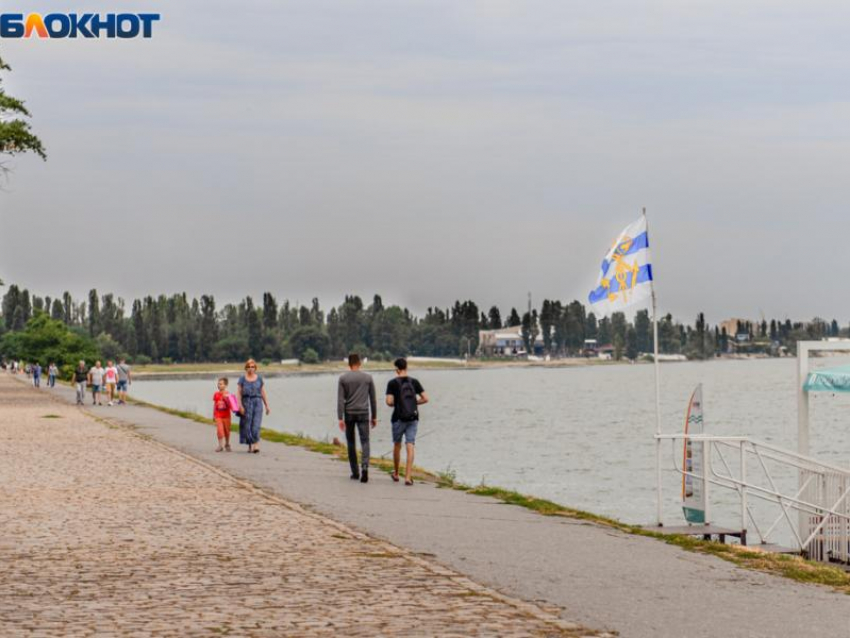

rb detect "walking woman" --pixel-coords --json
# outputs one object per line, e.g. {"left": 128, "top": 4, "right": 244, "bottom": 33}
{"left": 238, "top": 359, "right": 270, "bottom": 453}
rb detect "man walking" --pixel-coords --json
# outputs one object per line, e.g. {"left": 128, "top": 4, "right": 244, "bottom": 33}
{"left": 116, "top": 358, "right": 131, "bottom": 404}
{"left": 73, "top": 361, "right": 88, "bottom": 405}
{"left": 88, "top": 360, "right": 105, "bottom": 406}
{"left": 386, "top": 358, "right": 428, "bottom": 486}
{"left": 32, "top": 362, "right": 42, "bottom": 388}
{"left": 337, "top": 353, "right": 377, "bottom": 483}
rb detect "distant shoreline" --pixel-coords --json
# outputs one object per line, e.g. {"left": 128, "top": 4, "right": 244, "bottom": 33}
{"left": 131, "top": 354, "right": 780, "bottom": 381}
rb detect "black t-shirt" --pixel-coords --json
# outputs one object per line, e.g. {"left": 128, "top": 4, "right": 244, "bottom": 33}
{"left": 386, "top": 376, "right": 424, "bottom": 423}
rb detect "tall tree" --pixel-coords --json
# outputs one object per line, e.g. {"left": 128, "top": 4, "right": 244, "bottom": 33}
{"left": 262, "top": 292, "right": 278, "bottom": 331}
{"left": 50, "top": 298, "right": 63, "bottom": 321}
{"left": 539, "top": 300, "right": 555, "bottom": 354}
{"left": 62, "top": 291, "right": 73, "bottom": 325}
{"left": 507, "top": 308, "right": 521, "bottom": 327}
{"left": 87, "top": 289, "right": 100, "bottom": 338}
{"left": 487, "top": 306, "right": 502, "bottom": 330}
{"left": 199, "top": 295, "right": 217, "bottom": 360}
{"left": 520, "top": 310, "right": 539, "bottom": 354}
{"left": 633, "top": 309, "right": 651, "bottom": 354}
{"left": 245, "top": 296, "right": 262, "bottom": 357}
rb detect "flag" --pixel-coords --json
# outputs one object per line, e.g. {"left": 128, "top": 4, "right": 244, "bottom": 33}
{"left": 587, "top": 215, "right": 653, "bottom": 316}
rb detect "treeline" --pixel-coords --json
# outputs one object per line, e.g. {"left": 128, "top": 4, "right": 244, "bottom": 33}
{"left": 0, "top": 284, "right": 845, "bottom": 364}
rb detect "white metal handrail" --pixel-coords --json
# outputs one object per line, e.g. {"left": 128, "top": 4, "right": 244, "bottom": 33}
{"left": 656, "top": 433, "right": 850, "bottom": 563}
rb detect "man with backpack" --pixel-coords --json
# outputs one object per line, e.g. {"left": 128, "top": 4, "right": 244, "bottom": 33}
{"left": 386, "top": 358, "right": 428, "bottom": 486}
{"left": 337, "top": 353, "right": 378, "bottom": 483}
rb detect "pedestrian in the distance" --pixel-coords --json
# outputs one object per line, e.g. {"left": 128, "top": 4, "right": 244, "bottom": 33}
{"left": 337, "top": 353, "right": 377, "bottom": 483}
{"left": 88, "top": 360, "right": 105, "bottom": 406}
{"left": 116, "top": 358, "right": 131, "bottom": 404}
{"left": 47, "top": 362, "right": 59, "bottom": 388}
{"left": 237, "top": 359, "right": 270, "bottom": 454}
{"left": 213, "top": 377, "right": 233, "bottom": 452}
{"left": 32, "top": 362, "right": 42, "bottom": 388}
{"left": 104, "top": 360, "right": 119, "bottom": 406}
{"left": 386, "top": 358, "right": 428, "bottom": 486}
{"left": 73, "top": 361, "right": 88, "bottom": 405}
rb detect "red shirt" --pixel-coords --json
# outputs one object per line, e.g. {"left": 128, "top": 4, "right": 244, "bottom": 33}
{"left": 213, "top": 391, "right": 231, "bottom": 419}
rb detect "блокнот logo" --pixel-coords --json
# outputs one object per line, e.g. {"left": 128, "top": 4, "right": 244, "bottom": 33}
{"left": 0, "top": 13, "right": 160, "bottom": 39}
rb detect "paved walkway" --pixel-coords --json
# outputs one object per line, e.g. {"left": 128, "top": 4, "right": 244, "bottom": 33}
{"left": 0, "top": 376, "right": 602, "bottom": 637}
{"left": 24, "top": 377, "right": 850, "bottom": 637}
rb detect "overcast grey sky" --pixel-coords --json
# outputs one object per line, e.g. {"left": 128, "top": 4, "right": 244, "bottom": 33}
{"left": 1, "top": 0, "right": 849, "bottom": 323}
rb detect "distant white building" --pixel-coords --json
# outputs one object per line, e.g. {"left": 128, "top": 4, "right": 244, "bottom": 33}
{"left": 478, "top": 326, "right": 543, "bottom": 356}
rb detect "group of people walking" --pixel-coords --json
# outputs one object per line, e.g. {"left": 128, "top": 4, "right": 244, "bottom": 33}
{"left": 4, "top": 361, "right": 60, "bottom": 388}
{"left": 211, "top": 358, "right": 271, "bottom": 454}
{"left": 212, "top": 354, "right": 428, "bottom": 485}
{"left": 337, "top": 354, "right": 428, "bottom": 485}
{"left": 72, "top": 358, "right": 132, "bottom": 406}
{"left": 11, "top": 350, "right": 428, "bottom": 486}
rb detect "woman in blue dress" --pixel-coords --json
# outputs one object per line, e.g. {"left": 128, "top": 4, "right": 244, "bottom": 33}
{"left": 237, "top": 359, "right": 271, "bottom": 453}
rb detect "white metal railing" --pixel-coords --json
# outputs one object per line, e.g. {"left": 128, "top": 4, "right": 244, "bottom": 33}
{"left": 656, "top": 433, "right": 850, "bottom": 563}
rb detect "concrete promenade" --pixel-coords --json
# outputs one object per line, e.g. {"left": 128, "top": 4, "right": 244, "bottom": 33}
{"left": 0, "top": 375, "right": 602, "bottom": 637}
{"left": 10, "top": 375, "right": 850, "bottom": 637}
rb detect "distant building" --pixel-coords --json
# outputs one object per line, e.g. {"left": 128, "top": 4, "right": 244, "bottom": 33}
{"left": 478, "top": 326, "right": 543, "bottom": 356}
{"left": 719, "top": 318, "right": 755, "bottom": 342}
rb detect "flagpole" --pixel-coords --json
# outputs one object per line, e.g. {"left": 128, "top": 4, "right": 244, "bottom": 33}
{"left": 644, "top": 206, "right": 664, "bottom": 527}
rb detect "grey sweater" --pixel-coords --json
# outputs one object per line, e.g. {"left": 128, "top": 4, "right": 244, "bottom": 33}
{"left": 337, "top": 370, "right": 377, "bottom": 420}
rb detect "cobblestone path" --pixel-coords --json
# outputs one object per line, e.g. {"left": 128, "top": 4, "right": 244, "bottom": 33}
{"left": 0, "top": 376, "right": 604, "bottom": 637}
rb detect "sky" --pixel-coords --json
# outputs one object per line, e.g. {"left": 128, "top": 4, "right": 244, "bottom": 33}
{"left": 1, "top": 0, "right": 849, "bottom": 323}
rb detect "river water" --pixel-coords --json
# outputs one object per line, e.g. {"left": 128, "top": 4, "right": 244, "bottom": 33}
{"left": 131, "top": 358, "right": 850, "bottom": 530}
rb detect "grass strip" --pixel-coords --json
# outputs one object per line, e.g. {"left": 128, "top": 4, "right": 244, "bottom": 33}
{"left": 128, "top": 396, "right": 850, "bottom": 594}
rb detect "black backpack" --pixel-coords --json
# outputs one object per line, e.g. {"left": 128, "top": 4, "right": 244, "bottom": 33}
{"left": 397, "top": 378, "right": 419, "bottom": 422}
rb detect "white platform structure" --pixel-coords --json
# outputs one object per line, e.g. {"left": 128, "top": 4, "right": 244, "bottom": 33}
{"left": 653, "top": 340, "right": 850, "bottom": 563}
{"left": 795, "top": 340, "right": 850, "bottom": 562}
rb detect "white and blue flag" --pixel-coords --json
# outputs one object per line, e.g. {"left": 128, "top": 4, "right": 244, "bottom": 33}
{"left": 587, "top": 215, "right": 653, "bottom": 316}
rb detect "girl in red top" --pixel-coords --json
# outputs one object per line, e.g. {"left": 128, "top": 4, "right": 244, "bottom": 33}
{"left": 213, "top": 377, "right": 232, "bottom": 452}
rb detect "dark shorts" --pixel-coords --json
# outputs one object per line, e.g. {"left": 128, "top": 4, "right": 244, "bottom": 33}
{"left": 392, "top": 420, "right": 418, "bottom": 445}
{"left": 117, "top": 380, "right": 128, "bottom": 391}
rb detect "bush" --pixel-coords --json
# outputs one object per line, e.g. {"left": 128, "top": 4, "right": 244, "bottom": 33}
{"left": 161, "top": 357, "right": 173, "bottom": 365}
{"left": 133, "top": 354, "right": 152, "bottom": 365}
{"left": 0, "top": 314, "right": 98, "bottom": 379}
{"left": 300, "top": 348, "right": 320, "bottom": 364}
{"left": 260, "top": 358, "right": 272, "bottom": 367}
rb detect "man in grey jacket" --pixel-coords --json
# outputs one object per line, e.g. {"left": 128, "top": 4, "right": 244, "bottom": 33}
{"left": 338, "top": 353, "right": 377, "bottom": 483}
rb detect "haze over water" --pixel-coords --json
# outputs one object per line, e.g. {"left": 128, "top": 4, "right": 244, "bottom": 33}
{"left": 132, "top": 358, "right": 850, "bottom": 528}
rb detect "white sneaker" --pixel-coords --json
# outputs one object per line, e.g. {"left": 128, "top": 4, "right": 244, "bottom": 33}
{"left": 108, "top": 402, "right": 113, "bottom": 406}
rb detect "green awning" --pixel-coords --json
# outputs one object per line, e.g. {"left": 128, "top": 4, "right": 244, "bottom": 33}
{"left": 804, "top": 365, "right": 850, "bottom": 393}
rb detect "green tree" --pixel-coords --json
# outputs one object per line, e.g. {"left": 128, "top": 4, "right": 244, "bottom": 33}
{"left": 50, "top": 298, "right": 63, "bottom": 321}
{"left": 634, "top": 309, "right": 651, "bottom": 353}
{"left": 507, "top": 308, "right": 521, "bottom": 327}
{"left": 1, "top": 314, "right": 96, "bottom": 376}
{"left": 487, "top": 306, "right": 502, "bottom": 330}
{"left": 245, "top": 296, "right": 262, "bottom": 357}
{"left": 87, "top": 289, "right": 100, "bottom": 337}
{"left": 625, "top": 326, "right": 638, "bottom": 360}
{"left": 0, "top": 55, "right": 46, "bottom": 163}
{"left": 199, "top": 295, "right": 217, "bottom": 360}
{"left": 520, "top": 310, "right": 539, "bottom": 354}
{"left": 288, "top": 326, "right": 330, "bottom": 361}
{"left": 539, "top": 300, "right": 555, "bottom": 354}
{"left": 262, "top": 292, "right": 278, "bottom": 331}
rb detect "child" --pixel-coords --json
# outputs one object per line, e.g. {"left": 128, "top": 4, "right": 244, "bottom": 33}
{"left": 213, "top": 378, "right": 232, "bottom": 452}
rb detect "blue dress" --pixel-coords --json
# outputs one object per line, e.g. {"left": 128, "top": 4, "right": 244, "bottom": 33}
{"left": 238, "top": 375, "right": 264, "bottom": 445}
